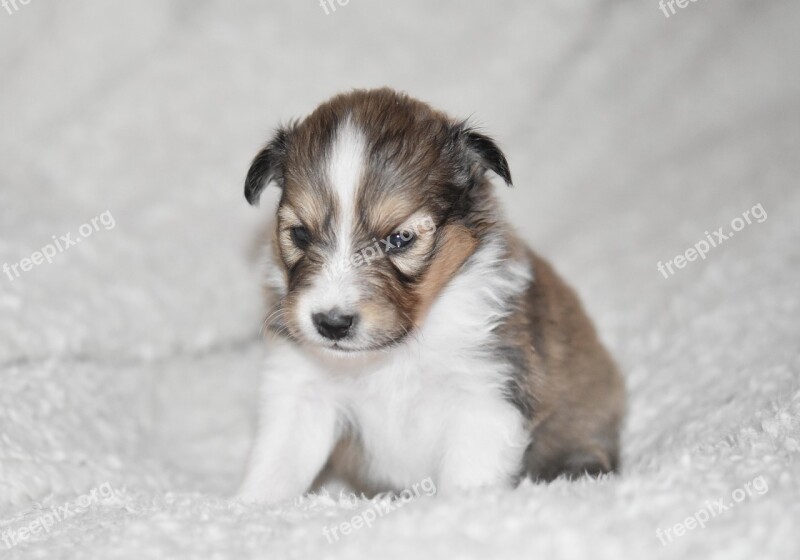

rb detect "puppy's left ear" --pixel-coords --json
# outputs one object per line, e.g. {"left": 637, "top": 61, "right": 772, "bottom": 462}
{"left": 244, "top": 126, "right": 291, "bottom": 206}
{"left": 455, "top": 123, "right": 513, "bottom": 187}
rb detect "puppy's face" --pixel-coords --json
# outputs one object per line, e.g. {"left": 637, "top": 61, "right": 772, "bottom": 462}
{"left": 245, "top": 89, "right": 511, "bottom": 354}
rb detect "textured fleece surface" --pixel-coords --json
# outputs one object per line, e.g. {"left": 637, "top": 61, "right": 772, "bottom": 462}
{"left": 0, "top": 1, "right": 798, "bottom": 558}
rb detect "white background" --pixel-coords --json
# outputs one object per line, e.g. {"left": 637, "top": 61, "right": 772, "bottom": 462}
{"left": 0, "top": 1, "right": 798, "bottom": 559}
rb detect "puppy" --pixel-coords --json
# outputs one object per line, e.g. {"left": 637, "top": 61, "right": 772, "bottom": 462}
{"left": 238, "top": 88, "right": 624, "bottom": 502}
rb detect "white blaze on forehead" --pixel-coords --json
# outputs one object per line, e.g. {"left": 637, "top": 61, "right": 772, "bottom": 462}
{"left": 328, "top": 118, "right": 366, "bottom": 247}
{"left": 299, "top": 119, "right": 366, "bottom": 324}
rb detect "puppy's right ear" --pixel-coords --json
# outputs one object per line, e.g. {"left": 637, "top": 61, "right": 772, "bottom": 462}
{"left": 244, "top": 127, "right": 291, "bottom": 206}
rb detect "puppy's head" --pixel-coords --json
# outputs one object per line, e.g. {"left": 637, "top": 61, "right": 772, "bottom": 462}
{"left": 245, "top": 88, "right": 511, "bottom": 354}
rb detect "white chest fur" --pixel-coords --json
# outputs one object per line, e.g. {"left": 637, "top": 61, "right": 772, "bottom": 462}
{"left": 336, "top": 344, "right": 525, "bottom": 490}
{"left": 239, "top": 240, "right": 534, "bottom": 501}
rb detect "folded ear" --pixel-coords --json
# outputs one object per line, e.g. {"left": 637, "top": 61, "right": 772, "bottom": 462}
{"left": 244, "top": 126, "right": 291, "bottom": 206}
{"left": 456, "top": 123, "right": 513, "bottom": 187}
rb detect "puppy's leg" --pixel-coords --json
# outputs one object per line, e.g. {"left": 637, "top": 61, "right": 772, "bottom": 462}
{"left": 437, "top": 397, "right": 529, "bottom": 493}
{"left": 238, "top": 355, "right": 338, "bottom": 503}
{"left": 525, "top": 408, "right": 621, "bottom": 482}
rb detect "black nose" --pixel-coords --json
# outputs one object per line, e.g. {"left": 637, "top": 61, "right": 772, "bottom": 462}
{"left": 312, "top": 310, "right": 356, "bottom": 341}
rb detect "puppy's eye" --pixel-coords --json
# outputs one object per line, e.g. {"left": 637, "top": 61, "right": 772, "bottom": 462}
{"left": 290, "top": 226, "right": 311, "bottom": 249}
{"left": 386, "top": 231, "right": 416, "bottom": 253}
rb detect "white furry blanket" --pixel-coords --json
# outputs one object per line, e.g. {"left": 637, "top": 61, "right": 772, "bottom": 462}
{"left": 0, "top": 1, "right": 797, "bottom": 558}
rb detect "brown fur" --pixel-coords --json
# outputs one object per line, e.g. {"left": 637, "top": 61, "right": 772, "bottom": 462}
{"left": 412, "top": 224, "right": 478, "bottom": 324}
{"left": 498, "top": 236, "right": 625, "bottom": 480}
